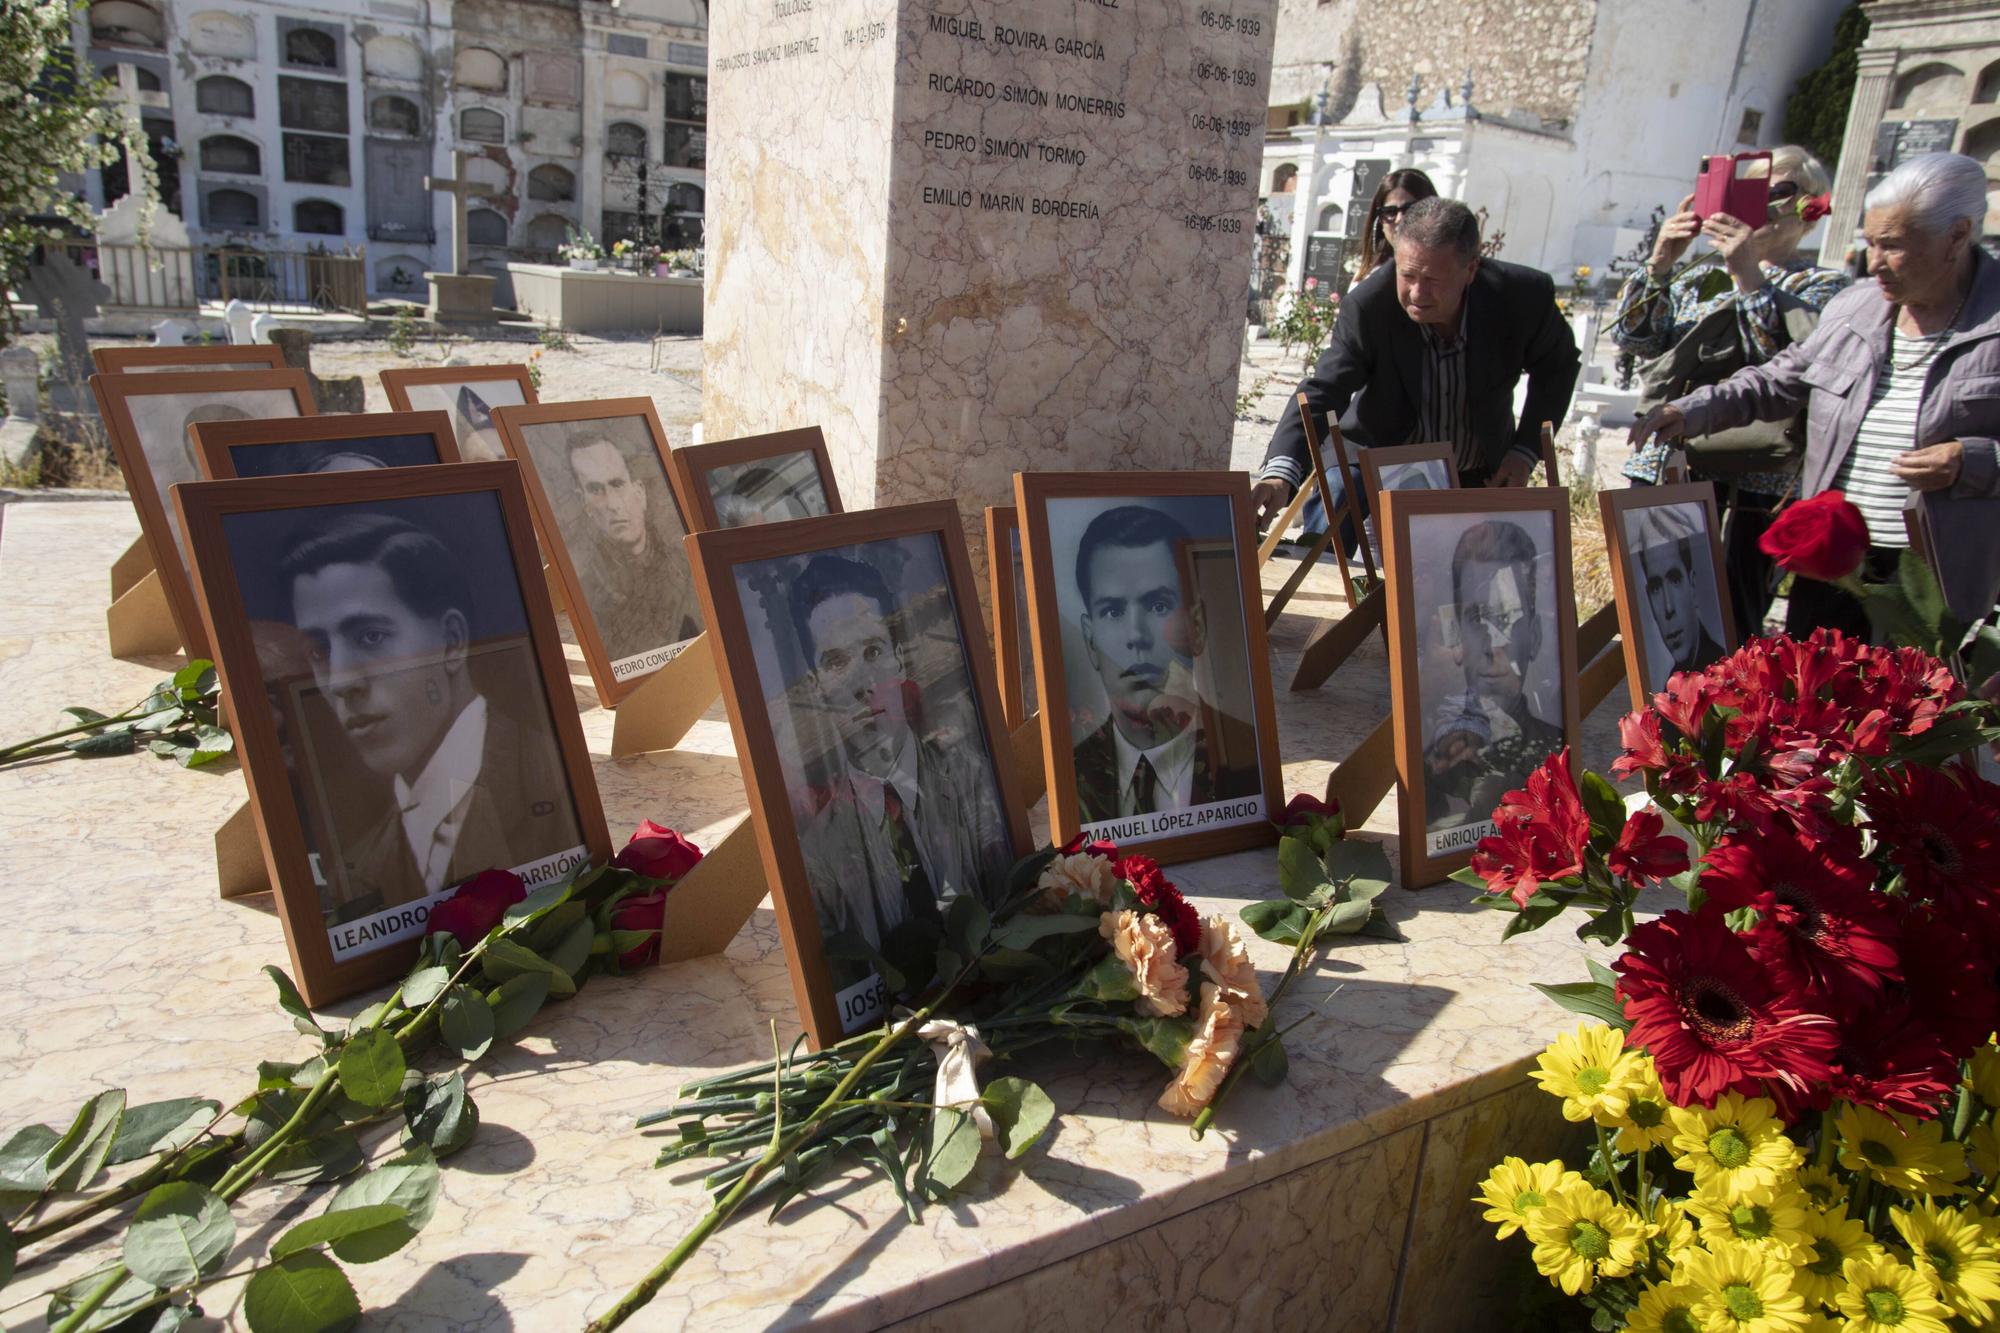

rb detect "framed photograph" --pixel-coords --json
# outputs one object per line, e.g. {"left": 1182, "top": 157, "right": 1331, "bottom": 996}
{"left": 93, "top": 345, "right": 288, "bottom": 375}
{"left": 174, "top": 461, "right": 610, "bottom": 1005}
{"left": 1016, "top": 472, "right": 1284, "bottom": 863}
{"left": 687, "top": 500, "right": 1032, "bottom": 1047}
{"left": 491, "top": 398, "right": 704, "bottom": 705}
{"left": 1380, "top": 488, "right": 1580, "bottom": 886}
{"left": 380, "top": 364, "right": 537, "bottom": 464}
{"left": 670, "top": 427, "right": 843, "bottom": 532}
{"left": 1601, "top": 483, "right": 1735, "bottom": 708}
{"left": 984, "top": 506, "right": 1039, "bottom": 729}
{"left": 192, "top": 411, "right": 461, "bottom": 480}
{"left": 92, "top": 368, "right": 317, "bottom": 656}
{"left": 1357, "top": 443, "right": 1460, "bottom": 565}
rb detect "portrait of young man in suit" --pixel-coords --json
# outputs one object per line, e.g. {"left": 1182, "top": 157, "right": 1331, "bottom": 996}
{"left": 1067, "top": 504, "right": 1262, "bottom": 826}
{"left": 787, "top": 552, "right": 1013, "bottom": 981}
{"left": 1629, "top": 504, "right": 1727, "bottom": 690}
{"left": 560, "top": 429, "right": 703, "bottom": 668}
{"left": 281, "top": 512, "right": 584, "bottom": 918}
{"left": 1423, "top": 517, "right": 1564, "bottom": 837}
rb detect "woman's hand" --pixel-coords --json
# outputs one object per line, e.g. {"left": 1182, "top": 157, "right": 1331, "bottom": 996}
{"left": 1648, "top": 194, "right": 1700, "bottom": 278}
{"left": 1891, "top": 441, "right": 1965, "bottom": 491}
{"left": 1702, "top": 213, "right": 1767, "bottom": 292}
{"left": 1628, "top": 404, "right": 1687, "bottom": 448}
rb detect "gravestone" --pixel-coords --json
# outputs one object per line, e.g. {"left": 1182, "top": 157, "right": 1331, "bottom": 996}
{"left": 151, "top": 318, "right": 193, "bottom": 345}
{"left": 702, "top": 0, "right": 1278, "bottom": 545}
{"left": 20, "top": 251, "right": 110, "bottom": 413}
{"left": 424, "top": 150, "right": 498, "bottom": 324}
{"left": 223, "top": 299, "right": 256, "bottom": 345}
{"left": 250, "top": 312, "right": 278, "bottom": 344}
{"left": 94, "top": 192, "right": 197, "bottom": 312}
{"left": 0, "top": 346, "right": 39, "bottom": 469}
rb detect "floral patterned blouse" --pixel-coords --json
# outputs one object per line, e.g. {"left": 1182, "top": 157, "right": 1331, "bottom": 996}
{"left": 1613, "top": 256, "right": 1850, "bottom": 495}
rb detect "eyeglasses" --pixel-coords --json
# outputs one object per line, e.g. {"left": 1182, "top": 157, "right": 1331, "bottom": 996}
{"left": 1379, "top": 204, "right": 1408, "bottom": 222}
{"left": 1767, "top": 181, "right": 1801, "bottom": 202}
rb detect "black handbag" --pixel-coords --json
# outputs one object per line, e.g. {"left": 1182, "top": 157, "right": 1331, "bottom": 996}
{"left": 1633, "top": 270, "right": 1821, "bottom": 478}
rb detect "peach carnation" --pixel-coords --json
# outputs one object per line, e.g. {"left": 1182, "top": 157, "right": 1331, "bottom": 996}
{"left": 1196, "top": 915, "right": 1268, "bottom": 1030}
{"left": 1158, "top": 983, "right": 1246, "bottom": 1117}
{"left": 1029, "top": 851, "right": 1120, "bottom": 913}
{"left": 1099, "top": 909, "right": 1190, "bottom": 1017}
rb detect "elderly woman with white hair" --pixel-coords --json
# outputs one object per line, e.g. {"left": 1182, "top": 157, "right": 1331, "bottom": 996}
{"left": 1631, "top": 151, "right": 2000, "bottom": 639}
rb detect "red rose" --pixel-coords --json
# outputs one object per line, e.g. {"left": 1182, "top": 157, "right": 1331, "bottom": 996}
{"left": 1800, "top": 192, "right": 1832, "bottom": 224}
{"left": 1279, "top": 793, "right": 1340, "bottom": 828}
{"left": 426, "top": 868, "right": 528, "bottom": 948}
{"left": 1758, "top": 491, "right": 1870, "bottom": 583}
{"left": 1060, "top": 832, "right": 1119, "bottom": 860}
{"left": 614, "top": 820, "right": 703, "bottom": 883}
{"left": 610, "top": 889, "right": 667, "bottom": 969}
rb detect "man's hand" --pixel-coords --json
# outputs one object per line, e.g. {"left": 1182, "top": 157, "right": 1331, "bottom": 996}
{"left": 1252, "top": 476, "right": 1295, "bottom": 533}
{"left": 1488, "top": 453, "right": 1535, "bottom": 488}
{"left": 1891, "top": 441, "right": 1964, "bottom": 492}
{"left": 1629, "top": 405, "right": 1687, "bottom": 449}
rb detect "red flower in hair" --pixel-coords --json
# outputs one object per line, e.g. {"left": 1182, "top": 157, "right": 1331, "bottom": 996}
{"left": 1606, "top": 810, "right": 1689, "bottom": 884}
{"left": 1701, "top": 832, "right": 1900, "bottom": 1008}
{"left": 1864, "top": 763, "right": 2000, "bottom": 929}
{"left": 1614, "top": 910, "right": 1840, "bottom": 1108}
{"left": 1116, "top": 855, "right": 1201, "bottom": 956}
{"left": 1800, "top": 192, "right": 1832, "bottom": 224}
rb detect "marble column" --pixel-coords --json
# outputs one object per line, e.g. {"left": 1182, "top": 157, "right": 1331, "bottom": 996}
{"left": 703, "top": 0, "right": 1278, "bottom": 550}
{"left": 1820, "top": 48, "right": 1899, "bottom": 269}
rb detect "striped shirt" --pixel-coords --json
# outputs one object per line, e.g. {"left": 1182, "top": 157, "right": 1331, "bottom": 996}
{"left": 1419, "top": 309, "right": 1475, "bottom": 471}
{"left": 1832, "top": 325, "right": 1945, "bottom": 548}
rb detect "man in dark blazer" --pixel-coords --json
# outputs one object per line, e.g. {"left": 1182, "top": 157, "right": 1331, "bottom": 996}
{"left": 1253, "top": 198, "right": 1580, "bottom": 537}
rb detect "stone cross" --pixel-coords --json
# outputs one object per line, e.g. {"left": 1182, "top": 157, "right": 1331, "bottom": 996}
{"left": 20, "top": 251, "right": 109, "bottom": 413}
{"left": 424, "top": 150, "right": 481, "bottom": 277}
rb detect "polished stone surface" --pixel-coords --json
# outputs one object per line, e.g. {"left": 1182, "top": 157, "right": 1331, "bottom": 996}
{"left": 0, "top": 501, "right": 1635, "bottom": 1330}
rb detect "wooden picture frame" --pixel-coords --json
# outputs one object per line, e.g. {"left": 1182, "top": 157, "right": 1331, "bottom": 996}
{"left": 92, "top": 367, "right": 317, "bottom": 657}
{"left": 669, "top": 426, "right": 844, "bottom": 532}
{"left": 984, "top": 505, "right": 1039, "bottom": 730}
{"left": 1016, "top": 471, "right": 1284, "bottom": 864}
{"left": 93, "top": 344, "right": 289, "bottom": 374}
{"left": 192, "top": 410, "right": 461, "bottom": 480}
{"left": 491, "top": 397, "right": 705, "bottom": 708}
{"left": 1357, "top": 442, "right": 1462, "bottom": 568}
{"left": 379, "top": 364, "right": 537, "bottom": 464}
{"left": 174, "top": 461, "right": 612, "bottom": 1005}
{"left": 686, "top": 500, "right": 1033, "bottom": 1048}
{"left": 1600, "top": 482, "right": 1736, "bottom": 710}
{"left": 1380, "top": 487, "right": 1580, "bottom": 888}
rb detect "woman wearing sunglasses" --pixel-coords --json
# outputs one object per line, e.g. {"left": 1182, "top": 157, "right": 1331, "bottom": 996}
{"left": 1356, "top": 169, "right": 1439, "bottom": 282}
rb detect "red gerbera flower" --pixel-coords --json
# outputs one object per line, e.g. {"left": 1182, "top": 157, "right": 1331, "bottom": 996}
{"left": 1864, "top": 763, "right": 2000, "bottom": 932}
{"left": 1897, "top": 905, "right": 2000, "bottom": 1059}
{"left": 1614, "top": 910, "right": 1840, "bottom": 1108}
{"left": 1700, "top": 832, "right": 1900, "bottom": 1011}
{"left": 1606, "top": 809, "right": 1690, "bottom": 884}
{"left": 1116, "top": 855, "right": 1201, "bottom": 956}
{"left": 1827, "top": 1001, "right": 1958, "bottom": 1120}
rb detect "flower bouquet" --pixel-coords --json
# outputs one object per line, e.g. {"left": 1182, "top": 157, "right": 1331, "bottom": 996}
{"left": 1466, "top": 628, "right": 2000, "bottom": 1332}
{"left": 560, "top": 228, "right": 605, "bottom": 270}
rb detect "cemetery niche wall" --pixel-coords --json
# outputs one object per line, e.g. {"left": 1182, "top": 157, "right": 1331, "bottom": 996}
{"left": 702, "top": 0, "right": 1278, "bottom": 550}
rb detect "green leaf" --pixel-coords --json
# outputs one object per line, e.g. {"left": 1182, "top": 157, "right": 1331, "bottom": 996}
{"left": 1892, "top": 716, "right": 2000, "bottom": 765}
{"left": 1585, "top": 958, "right": 1620, "bottom": 990}
{"left": 401, "top": 1073, "right": 478, "bottom": 1158}
{"left": 1532, "top": 980, "right": 1629, "bottom": 1030}
{"left": 1277, "top": 834, "right": 1330, "bottom": 902}
{"left": 399, "top": 966, "right": 451, "bottom": 1009}
{"left": 1501, "top": 890, "right": 1573, "bottom": 940}
{"left": 335, "top": 1029, "right": 405, "bottom": 1110}
{"left": 1241, "top": 897, "right": 1310, "bottom": 946}
{"left": 1323, "top": 836, "right": 1394, "bottom": 894}
{"left": 264, "top": 1131, "right": 364, "bottom": 1187}
{"left": 502, "top": 878, "right": 575, "bottom": 931}
{"left": 439, "top": 985, "right": 495, "bottom": 1060}
{"left": 66, "top": 730, "right": 137, "bottom": 757}
{"left": 945, "top": 893, "right": 991, "bottom": 962}
{"left": 1249, "top": 1032, "right": 1289, "bottom": 1086}
{"left": 481, "top": 938, "right": 577, "bottom": 997}
{"left": 1448, "top": 866, "right": 1490, "bottom": 891}
{"left": 122, "top": 1182, "right": 234, "bottom": 1287}
{"left": 272, "top": 1204, "right": 410, "bottom": 1261}
{"left": 107, "top": 1099, "right": 218, "bottom": 1166}
{"left": 989, "top": 911, "right": 1103, "bottom": 950}
{"left": 0, "top": 1124, "right": 57, "bottom": 1202}
{"left": 546, "top": 917, "right": 595, "bottom": 981}
{"left": 1897, "top": 547, "right": 1948, "bottom": 640}
{"left": 1074, "top": 953, "right": 1141, "bottom": 1003}
{"left": 487, "top": 971, "right": 552, "bottom": 1039}
{"left": 1320, "top": 898, "right": 1375, "bottom": 935}
{"left": 325, "top": 1146, "right": 438, "bottom": 1262}
{"left": 920, "top": 1108, "right": 982, "bottom": 1198}
{"left": 0, "top": 1217, "right": 13, "bottom": 1289}
{"left": 180, "top": 727, "right": 234, "bottom": 768}
{"left": 46, "top": 1264, "right": 161, "bottom": 1331}
{"left": 1579, "top": 772, "right": 1628, "bottom": 838}
{"left": 265, "top": 966, "right": 328, "bottom": 1041}
{"left": 981, "top": 1077, "right": 1054, "bottom": 1161}
{"left": 243, "top": 1252, "right": 360, "bottom": 1333}
{"left": 62, "top": 706, "right": 112, "bottom": 725}
{"left": 43, "top": 1090, "right": 126, "bottom": 1194}
{"left": 1969, "top": 623, "right": 2000, "bottom": 685}
{"left": 1355, "top": 916, "right": 1407, "bottom": 942}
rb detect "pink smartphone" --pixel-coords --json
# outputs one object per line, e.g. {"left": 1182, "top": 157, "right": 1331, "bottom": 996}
{"left": 1693, "top": 152, "right": 1772, "bottom": 224}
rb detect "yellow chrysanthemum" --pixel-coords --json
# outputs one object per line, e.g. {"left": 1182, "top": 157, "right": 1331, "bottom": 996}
{"left": 1835, "top": 1251, "right": 1953, "bottom": 1332}
{"left": 1890, "top": 1197, "right": 2000, "bottom": 1325}
{"left": 1628, "top": 1279, "right": 1704, "bottom": 1333}
{"left": 1968, "top": 1119, "right": 2000, "bottom": 1183}
{"left": 1792, "top": 1202, "right": 1885, "bottom": 1309}
{"left": 1680, "top": 1238, "right": 1809, "bottom": 1332}
{"left": 1670, "top": 1092, "right": 1803, "bottom": 1198}
{"left": 1968, "top": 1044, "right": 2000, "bottom": 1109}
{"left": 1794, "top": 1315, "right": 1841, "bottom": 1333}
{"left": 1686, "top": 1184, "right": 1812, "bottom": 1264}
{"left": 1835, "top": 1104, "right": 1968, "bottom": 1196}
{"left": 1523, "top": 1182, "right": 1646, "bottom": 1295}
{"left": 1530, "top": 1023, "right": 1641, "bottom": 1123}
{"left": 1615, "top": 1056, "right": 1678, "bottom": 1153}
{"left": 1650, "top": 1198, "right": 1698, "bottom": 1267}
{"left": 1474, "top": 1156, "right": 1579, "bottom": 1239}
{"left": 1793, "top": 1164, "right": 1847, "bottom": 1213}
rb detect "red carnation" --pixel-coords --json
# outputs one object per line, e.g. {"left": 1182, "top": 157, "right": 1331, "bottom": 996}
{"left": 1701, "top": 833, "right": 1899, "bottom": 1009}
{"left": 1864, "top": 763, "right": 2000, "bottom": 933}
{"left": 1614, "top": 909, "right": 1840, "bottom": 1108}
{"left": 610, "top": 888, "right": 667, "bottom": 969}
{"left": 426, "top": 868, "right": 529, "bottom": 949}
{"left": 1116, "top": 854, "right": 1201, "bottom": 956}
{"left": 1758, "top": 491, "right": 1870, "bottom": 583}
{"left": 614, "top": 820, "right": 704, "bottom": 883}
{"left": 1606, "top": 809, "right": 1689, "bottom": 884}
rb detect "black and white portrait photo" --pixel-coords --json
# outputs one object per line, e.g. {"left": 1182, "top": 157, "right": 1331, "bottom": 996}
{"left": 224, "top": 433, "right": 441, "bottom": 480}
{"left": 220, "top": 493, "right": 589, "bottom": 963}
{"left": 1043, "top": 496, "right": 1266, "bottom": 842}
{"left": 705, "top": 451, "right": 832, "bottom": 529}
{"left": 395, "top": 377, "right": 524, "bottom": 463}
{"left": 1620, "top": 501, "right": 1728, "bottom": 692}
{"left": 1411, "top": 511, "right": 1565, "bottom": 857}
{"left": 115, "top": 385, "right": 306, "bottom": 571}
{"left": 510, "top": 411, "right": 703, "bottom": 682}
{"left": 731, "top": 533, "right": 1015, "bottom": 1033}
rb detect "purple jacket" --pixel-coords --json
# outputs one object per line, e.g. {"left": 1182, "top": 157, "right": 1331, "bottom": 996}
{"left": 1674, "top": 249, "right": 2000, "bottom": 621}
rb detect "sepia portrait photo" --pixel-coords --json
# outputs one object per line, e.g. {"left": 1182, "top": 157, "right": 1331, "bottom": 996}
{"left": 693, "top": 505, "right": 1027, "bottom": 1042}
{"left": 495, "top": 401, "right": 703, "bottom": 700}
{"left": 1019, "top": 475, "right": 1280, "bottom": 861}
{"left": 1608, "top": 486, "right": 1733, "bottom": 700}
{"left": 192, "top": 478, "right": 597, "bottom": 992}
{"left": 1384, "top": 491, "right": 1576, "bottom": 871}
{"left": 192, "top": 411, "right": 459, "bottom": 481}
{"left": 381, "top": 366, "right": 534, "bottom": 464}
{"left": 672, "top": 427, "right": 843, "bottom": 532}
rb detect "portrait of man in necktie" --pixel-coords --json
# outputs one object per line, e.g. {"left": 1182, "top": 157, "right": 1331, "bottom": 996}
{"left": 1053, "top": 500, "right": 1265, "bottom": 834}
{"left": 261, "top": 505, "right": 587, "bottom": 939}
